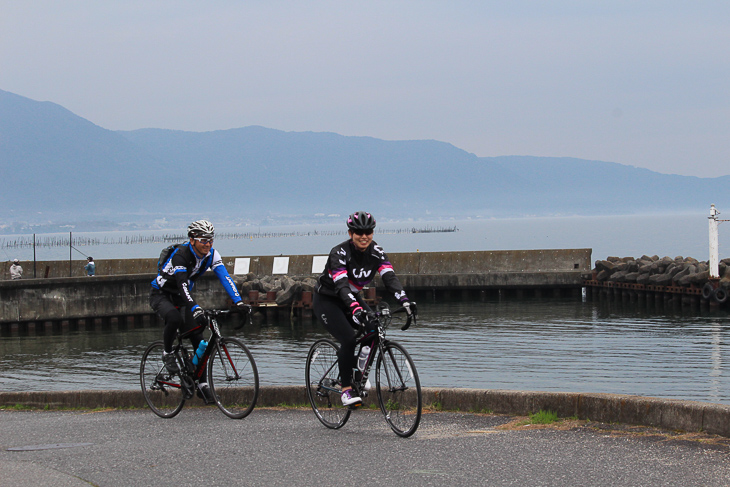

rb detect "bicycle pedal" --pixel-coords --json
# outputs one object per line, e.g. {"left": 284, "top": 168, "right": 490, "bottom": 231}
{"left": 348, "top": 402, "right": 363, "bottom": 410}
{"left": 196, "top": 391, "right": 216, "bottom": 405}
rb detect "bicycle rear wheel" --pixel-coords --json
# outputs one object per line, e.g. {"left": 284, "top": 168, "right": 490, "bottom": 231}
{"left": 140, "top": 341, "right": 185, "bottom": 418}
{"left": 375, "top": 341, "right": 422, "bottom": 437}
{"left": 305, "top": 339, "right": 351, "bottom": 429}
{"left": 208, "top": 337, "right": 259, "bottom": 419}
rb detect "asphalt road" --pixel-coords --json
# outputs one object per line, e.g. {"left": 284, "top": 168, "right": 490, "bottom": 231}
{"left": 1, "top": 407, "right": 729, "bottom": 486}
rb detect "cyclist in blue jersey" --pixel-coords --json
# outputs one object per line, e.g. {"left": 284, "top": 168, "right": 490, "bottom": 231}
{"left": 150, "top": 219, "right": 249, "bottom": 402}
{"left": 314, "top": 211, "right": 417, "bottom": 407}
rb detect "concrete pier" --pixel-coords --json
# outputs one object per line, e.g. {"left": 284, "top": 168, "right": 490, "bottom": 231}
{"left": 0, "top": 249, "right": 591, "bottom": 328}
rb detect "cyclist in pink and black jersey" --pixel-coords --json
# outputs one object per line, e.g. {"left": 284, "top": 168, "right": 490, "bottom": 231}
{"left": 314, "top": 211, "right": 417, "bottom": 407}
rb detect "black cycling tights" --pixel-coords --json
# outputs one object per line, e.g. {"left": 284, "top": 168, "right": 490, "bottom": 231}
{"left": 313, "top": 291, "right": 366, "bottom": 388}
{"left": 150, "top": 291, "right": 204, "bottom": 354}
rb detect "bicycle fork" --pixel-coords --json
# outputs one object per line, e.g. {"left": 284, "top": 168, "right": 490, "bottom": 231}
{"left": 210, "top": 340, "right": 241, "bottom": 382}
{"left": 380, "top": 344, "right": 409, "bottom": 393}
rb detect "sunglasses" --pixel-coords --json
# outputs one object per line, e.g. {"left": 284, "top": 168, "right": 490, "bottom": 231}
{"left": 352, "top": 229, "right": 373, "bottom": 236}
{"left": 193, "top": 237, "right": 214, "bottom": 244}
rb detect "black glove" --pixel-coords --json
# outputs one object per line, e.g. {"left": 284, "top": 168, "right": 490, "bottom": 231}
{"left": 364, "top": 310, "right": 378, "bottom": 331}
{"left": 192, "top": 307, "right": 207, "bottom": 327}
{"left": 351, "top": 306, "right": 365, "bottom": 327}
{"left": 402, "top": 300, "right": 418, "bottom": 317}
{"left": 234, "top": 301, "right": 252, "bottom": 315}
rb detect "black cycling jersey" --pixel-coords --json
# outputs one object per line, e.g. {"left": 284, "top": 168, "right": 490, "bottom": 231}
{"left": 317, "top": 239, "right": 408, "bottom": 307}
{"left": 151, "top": 241, "right": 241, "bottom": 313}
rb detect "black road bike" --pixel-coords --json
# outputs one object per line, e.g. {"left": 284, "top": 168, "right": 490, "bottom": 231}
{"left": 305, "top": 302, "right": 422, "bottom": 437}
{"left": 140, "top": 309, "right": 259, "bottom": 419}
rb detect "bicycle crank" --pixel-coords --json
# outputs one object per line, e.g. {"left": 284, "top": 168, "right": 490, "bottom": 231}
{"left": 181, "top": 375, "right": 195, "bottom": 399}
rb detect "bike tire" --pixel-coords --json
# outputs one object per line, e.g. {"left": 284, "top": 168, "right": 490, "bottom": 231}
{"left": 208, "top": 337, "right": 259, "bottom": 419}
{"left": 305, "top": 338, "right": 351, "bottom": 429}
{"left": 375, "top": 341, "right": 422, "bottom": 437}
{"left": 140, "top": 341, "right": 186, "bottom": 418}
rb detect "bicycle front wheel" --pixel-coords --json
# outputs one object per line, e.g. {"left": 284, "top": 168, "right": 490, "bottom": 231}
{"left": 305, "top": 339, "right": 351, "bottom": 429}
{"left": 140, "top": 341, "right": 185, "bottom": 418}
{"left": 375, "top": 341, "right": 422, "bottom": 437}
{"left": 208, "top": 337, "right": 259, "bottom": 419}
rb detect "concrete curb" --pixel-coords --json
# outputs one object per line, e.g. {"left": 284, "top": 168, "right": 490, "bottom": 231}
{"left": 2, "top": 387, "right": 729, "bottom": 438}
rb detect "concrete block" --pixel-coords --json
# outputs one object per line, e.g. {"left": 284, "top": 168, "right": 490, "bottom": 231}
{"left": 577, "top": 393, "right": 624, "bottom": 423}
{"left": 525, "top": 391, "right": 580, "bottom": 417}
{"left": 658, "top": 399, "right": 705, "bottom": 432}
{"left": 701, "top": 403, "right": 730, "bottom": 437}
{"left": 616, "top": 396, "right": 663, "bottom": 427}
{"left": 257, "top": 385, "right": 308, "bottom": 406}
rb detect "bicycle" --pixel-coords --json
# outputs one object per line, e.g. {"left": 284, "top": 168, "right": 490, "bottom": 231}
{"left": 305, "top": 301, "right": 422, "bottom": 437}
{"left": 140, "top": 308, "right": 259, "bottom": 419}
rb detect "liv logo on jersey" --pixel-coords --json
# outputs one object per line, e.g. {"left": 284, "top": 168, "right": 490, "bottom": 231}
{"left": 352, "top": 268, "right": 372, "bottom": 279}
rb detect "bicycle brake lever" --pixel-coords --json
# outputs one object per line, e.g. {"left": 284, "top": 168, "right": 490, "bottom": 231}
{"left": 400, "top": 314, "right": 414, "bottom": 331}
{"left": 233, "top": 312, "right": 246, "bottom": 330}
{"left": 232, "top": 305, "right": 253, "bottom": 330}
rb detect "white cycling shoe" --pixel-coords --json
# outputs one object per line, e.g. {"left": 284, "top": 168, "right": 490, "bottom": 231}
{"left": 341, "top": 389, "right": 362, "bottom": 406}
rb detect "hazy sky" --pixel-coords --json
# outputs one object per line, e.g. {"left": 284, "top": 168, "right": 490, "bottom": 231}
{"left": 1, "top": 1, "right": 728, "bottom": 177}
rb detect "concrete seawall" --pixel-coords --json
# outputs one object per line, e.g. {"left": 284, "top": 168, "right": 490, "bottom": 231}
{"left": 4, "top": 248, "right": 592, "bottom": 280}
{"left": 1, "top": 249, "right": 591, "bottom": 324}
{"left": 1, "top": 387, "right": 728, "bottom": 438}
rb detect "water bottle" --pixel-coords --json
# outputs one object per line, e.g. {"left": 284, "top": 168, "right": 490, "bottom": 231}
{"left": 357, "top": 345, "right": 370, "bottom": 372}
{"left": 192, "top": 340, "right": 208, "bottom": 366}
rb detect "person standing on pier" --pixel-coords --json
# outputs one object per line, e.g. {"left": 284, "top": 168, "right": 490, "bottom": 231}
{"left": 9, "top": 259, "right": 22, "bottom": 280}
{"left": 149, "top": 219, "right": 249, "bottom": 403}
{"left": 84, "top": 257, "right": 96, "bottom": 276}
{"left": 313, "top": 211, "right": 417, "bottom": 407}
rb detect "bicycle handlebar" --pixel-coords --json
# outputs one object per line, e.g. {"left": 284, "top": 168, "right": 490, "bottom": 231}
{"left": 391, "top": 305, "right": 417, "bottom": 331}
{"left": 360, "top": 303, "right": 417, "bottom": 334}
{"left": 206, "top": 309, "right": 231, "bottom": 316}
{"left": 204, "top": 307, "right": 251, "bottom": 330}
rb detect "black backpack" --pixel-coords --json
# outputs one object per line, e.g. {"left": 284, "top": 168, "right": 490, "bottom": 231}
{"left": 157, "top": 243, "right": 184, "bottom": 274}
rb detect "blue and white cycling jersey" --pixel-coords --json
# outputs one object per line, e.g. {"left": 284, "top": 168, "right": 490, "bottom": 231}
{"left": 151, "top": 242, "right": 241, "bottom": 312}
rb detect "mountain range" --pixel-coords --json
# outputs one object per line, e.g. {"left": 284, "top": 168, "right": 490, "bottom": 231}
{"left": 2, "top": 88, "right": 728, "bottom": 229}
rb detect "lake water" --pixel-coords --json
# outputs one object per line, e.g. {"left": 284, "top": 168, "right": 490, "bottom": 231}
{"left": 2, "top": 212, "right": 729, "bottom": 404}
{"left": 2, "top": 297, "right": 730, "bottom": 405}
{"left": 1, "top": 211, "right": 723, "bottom": 264}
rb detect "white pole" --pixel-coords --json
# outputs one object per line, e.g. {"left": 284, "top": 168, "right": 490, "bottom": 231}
{"left": 709, "top": 204, "right": 720, "bottom": 279}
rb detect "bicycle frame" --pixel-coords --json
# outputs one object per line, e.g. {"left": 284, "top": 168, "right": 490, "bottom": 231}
{"left": 305, "top": 301, "right": 421, "bottom": 436}
{"left": 350, "top": 304, "right": 414, "bottom": 397}
{"left": 176, "top": 309, "right": 246, "bottom": 383}
{"left": 142, "top": 307, "right": 259, "bottom": 419}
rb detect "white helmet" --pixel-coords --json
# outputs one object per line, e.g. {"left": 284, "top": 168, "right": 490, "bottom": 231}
{"left": 187, "top": 220, "right": 215, "bottom": 238}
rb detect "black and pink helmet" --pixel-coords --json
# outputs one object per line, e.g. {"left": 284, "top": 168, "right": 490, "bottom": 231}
{"left": 347, "top": 211, "right": 376, "bottom": 231}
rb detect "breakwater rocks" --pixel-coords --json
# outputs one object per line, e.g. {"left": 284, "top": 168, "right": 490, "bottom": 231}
{"left": 238, "top": 274, "right": 318, "bottom": 306}
{"left": 593, "top": 255, "right": 730, "bottom": 303}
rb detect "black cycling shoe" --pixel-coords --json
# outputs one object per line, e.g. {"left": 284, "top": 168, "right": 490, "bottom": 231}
{"left": 197, "top": 382, "right": 215, "bottom": 404}
{"left": 162, "top": 352, "right": 179, "bottom": 374}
